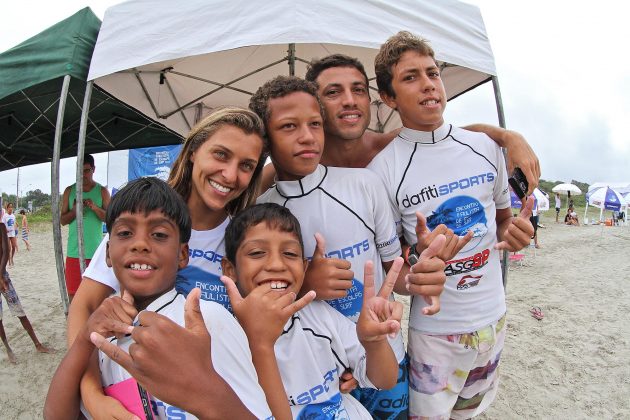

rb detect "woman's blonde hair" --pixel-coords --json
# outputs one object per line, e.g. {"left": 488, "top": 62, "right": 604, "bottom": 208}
{"left": 168, "top": 107, "right": 267, "bottom": 215}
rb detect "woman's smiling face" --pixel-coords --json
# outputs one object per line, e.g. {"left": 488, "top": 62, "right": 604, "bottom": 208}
{"left": 188, "top": 125, "right": 263, "bottom": 212}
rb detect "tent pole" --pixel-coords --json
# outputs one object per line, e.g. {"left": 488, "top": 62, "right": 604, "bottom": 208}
{"left": 76, "top": 81, "right": 93, "bottom": 274}
{"left": 288, "top": 43, "right": 296, "bottom": 76}
{"left": 492, "top": 76, "right": 510, "bottom": 288}
{"left": 51, "top": 75, "right": 71, "bottom": 315}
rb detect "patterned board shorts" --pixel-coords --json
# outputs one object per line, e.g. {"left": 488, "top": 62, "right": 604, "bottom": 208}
{"left": 408, "top": 315, "right": 506, "bottom": 420}
{"left": 1, "top": 272, "right": 26, "bottom": 320}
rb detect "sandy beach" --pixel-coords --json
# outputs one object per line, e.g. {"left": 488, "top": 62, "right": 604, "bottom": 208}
{"left": 1, "top": 212, "right": 629, "bottom": 419}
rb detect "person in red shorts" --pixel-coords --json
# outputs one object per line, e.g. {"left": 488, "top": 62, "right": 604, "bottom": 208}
{"left": 60, "top": 154, "right": 110, "bottom": 302}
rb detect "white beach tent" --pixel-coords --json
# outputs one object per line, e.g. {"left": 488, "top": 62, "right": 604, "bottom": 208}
{"left": 84, "top": 0, "right": 511, "bottom": 281}
{"left": 86, "top": 0, "right": 500, "bottom": 137}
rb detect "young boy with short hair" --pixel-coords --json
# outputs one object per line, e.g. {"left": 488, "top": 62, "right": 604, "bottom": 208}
{"left": 44, "top": 177, "right": 271, "bottom": 420}
{"left": 249, "top": 75, "right": 447, "bottom": 419}
{"left": 220, "top": 202, "right": 402, "bottom": 419}
{"left": 368, "top": 31, "right": 534, "bottom": 419}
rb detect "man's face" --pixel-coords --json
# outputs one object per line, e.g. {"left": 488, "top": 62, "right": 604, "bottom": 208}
{"left": 82, "top": 163, "right": 95, "bottom": 184}
{"left": 267, "top": 92, "right": 325, "bottom": 181}
{"left": 316, "top": 66, "right": 371, "bottom": 141}
{"left": 381, "top": 51, "right": 446, "bottom": 132}
{"left": 222, "top": 222, "right": 307, "bottom": 297}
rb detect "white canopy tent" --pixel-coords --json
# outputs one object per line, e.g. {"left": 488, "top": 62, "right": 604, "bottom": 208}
{"left": 87, "top": 0, "right": 499, "bottom": 136}
{"left": 84, "top": 0, "right": 512, "bottom": 282}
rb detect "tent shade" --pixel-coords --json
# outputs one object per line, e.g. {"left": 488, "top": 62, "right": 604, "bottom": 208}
{"left": 0, "top": 8, "right": 99, "bottom": 99}
{"left": 0, "top": 7, "right": 183, "bottom": 172}
{"left": 89, "top": 0, "right": 497, "bottom": 136}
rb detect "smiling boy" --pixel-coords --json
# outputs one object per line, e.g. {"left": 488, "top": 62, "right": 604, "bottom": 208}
{"left": 367, "top": 31, "right": 534, "bottom": 419}
{"left": 220, "top": 203, "right": 402, "bottom": 419}
{"left": 44, "top": 177, "right": 271, "bottom": 420}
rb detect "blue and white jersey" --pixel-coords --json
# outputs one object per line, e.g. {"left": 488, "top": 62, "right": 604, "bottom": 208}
{"left": 2, "top": 213, "right": 16, "bottom": 237}
{"left": 257, "top": 165, "right": 405, "bottom": 362}
{"left": 85, "top": 217, "right": 232, "bottom": 311}
{"left": 368, "top": 124, "right": 510, "bottom": 335}
{"left": 99, "top": 289, "right": 272, "bottom": 420}
{"left": 278, "top": 301, "right": 374, "bottom": 419}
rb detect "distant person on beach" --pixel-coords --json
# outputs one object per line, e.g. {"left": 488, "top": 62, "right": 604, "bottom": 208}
{"left": 530, "top": 201, "right": 541, "bottom": 248}
{"left": 0, "top": 217, "right": 51, "bottom": 364}
{"left": 367, "top": 31, "right": 535, "bottom": 419}
{"left": 565, "top": 208, "right": 579, "bottom": 226}
{"left": 19, "top": 210, "right": 31, "bottom": 251}
{"left": 555, "top": 193, "right": 561, "bottom": 222}
{"left": 60, "top": 154, "right": 110, "bottom": 302}
{"left": 44, "top": 178, "right": 270, "bottom": 419}
{"left": 67, "top": 108, "right": 268, "bottom": 418}
{"left": 2, "top": 203, "right": 18, "bottom": 266}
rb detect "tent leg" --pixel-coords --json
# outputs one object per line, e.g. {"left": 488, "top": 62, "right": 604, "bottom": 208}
{"left": 52, "top": 75, "right": 71, "bottom": 316}
{"left": 288, "top": 43, "right": 296, "bottom": 76}
{"left": 76, "top": 81, "right": 93, "bottom": 274}
{"left": 492, "top": 76, "right": 510, "bottom": 289}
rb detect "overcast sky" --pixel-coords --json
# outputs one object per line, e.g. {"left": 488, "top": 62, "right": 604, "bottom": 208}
{"left": 1, "top": 0, "right": 628, "bottom": 196}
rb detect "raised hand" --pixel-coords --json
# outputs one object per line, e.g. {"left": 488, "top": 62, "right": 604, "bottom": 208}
{"left": 496, "top": 196, "right": 535, "bottom": 251}
{"left": 301, "top": 233, "right": 354, "bottom": 300}
{"left": 504, "top": 131, "right": 540, "bottom": 194}
{"left": 221, "top": 275, "right": 315, "bottom": 346}
{"left": 414, "top": 211, "right": 473, "bottom": 261}
{"left": 357, "top": 258, "right": 404, "bottom": 344}
{"left": 90, "top": 288, "right": 218, "bottom": 415}
{"left": 406, "top": 234, "right": 446, "bottom": 315}
{"left": 84, "top": 291, "right": 136, "bottom": 342}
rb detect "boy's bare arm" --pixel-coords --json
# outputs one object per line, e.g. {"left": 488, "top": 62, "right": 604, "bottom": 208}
{"left": 67, "top": 278, "right": 137, "bottom": 418}
{"left": 44, "top": 326, "right": 95, "bottom": 420}
{"left": 45, "top": 294, "right": 136, "bottom": 420}
{"left": 464, "top": 124, "right": 540, "bottom": 194}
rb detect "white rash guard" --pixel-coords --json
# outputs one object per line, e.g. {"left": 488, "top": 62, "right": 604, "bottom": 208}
{"left": 257, "top": 164, "right": 405, "bottom": 362}
{"left": 368, "top": 124, "right": 510, "bottom": 335}
{"left": 277, "top": 301, "right": 375, "bottom": 419}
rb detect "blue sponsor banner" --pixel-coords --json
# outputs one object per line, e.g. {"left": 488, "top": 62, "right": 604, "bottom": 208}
{"left": 128, "top": 145, "right": 182, "bottom": 181}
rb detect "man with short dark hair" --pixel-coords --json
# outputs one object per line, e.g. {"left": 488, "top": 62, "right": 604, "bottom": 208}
{"left": 60, "top": 154, "right": 110, "bottom": 302}
{"left": 304, "top": 53, "right": 540, "bottom": 181}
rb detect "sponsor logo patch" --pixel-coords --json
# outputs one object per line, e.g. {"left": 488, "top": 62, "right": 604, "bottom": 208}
{"left": 444, "top": 249, "right": 490, "bottom": 276}
{"left": 457, "top": 274, "right": 483, "bottom": 290}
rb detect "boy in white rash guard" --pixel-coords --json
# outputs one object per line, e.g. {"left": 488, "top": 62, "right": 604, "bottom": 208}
{"left": 249, "top": 75, "right": 447, "bottom": 419}
{"left": 367, "top": 31, "right": 534, "bottom": 419}
{"left": 85, "top": 219, "right": 231, "bottom": 311}
{"left": 44, "top": 178, "right": 271, "bottom": 420}
{"left": 220, "top": 203, "right": 402, "bottom": 419}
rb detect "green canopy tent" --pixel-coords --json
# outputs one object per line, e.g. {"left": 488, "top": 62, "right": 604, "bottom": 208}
{"left": 0, "top": 8, "right": 182, "bottom": 313}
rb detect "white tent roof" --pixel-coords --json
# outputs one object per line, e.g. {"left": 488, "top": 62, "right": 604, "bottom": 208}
{"left": 588, "top": 182, "right": 630, "bottom": 194}
{"left": 88, "top": 0, "right": 496, "bottom": 136}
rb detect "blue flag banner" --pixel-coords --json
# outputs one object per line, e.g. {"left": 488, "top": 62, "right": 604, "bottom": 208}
{"left": 128, "top": 145, "right": 182, "bottom": 181}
